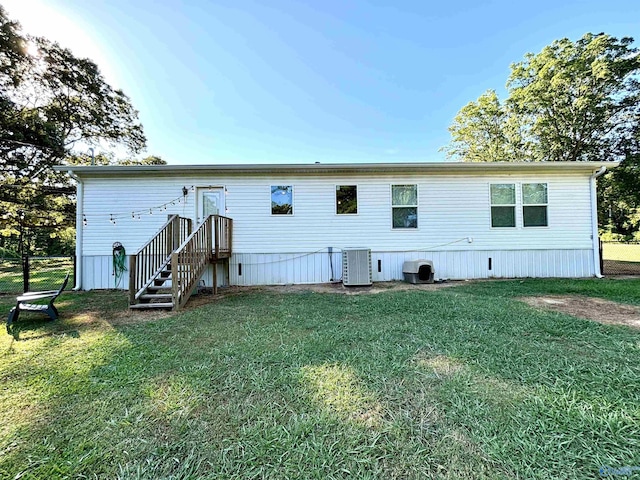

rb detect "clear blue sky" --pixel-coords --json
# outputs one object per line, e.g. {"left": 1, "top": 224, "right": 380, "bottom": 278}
{"left": 5, "top": 0, "right": 640, "bottom": 164}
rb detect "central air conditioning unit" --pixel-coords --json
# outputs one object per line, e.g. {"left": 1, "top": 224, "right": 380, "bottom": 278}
{"left": 342, "top": 248, "right": 372, "bottom": 286}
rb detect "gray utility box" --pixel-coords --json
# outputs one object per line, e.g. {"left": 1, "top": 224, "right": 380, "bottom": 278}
{"left": 403, "top": 260, "right": 435, "bottom": 284}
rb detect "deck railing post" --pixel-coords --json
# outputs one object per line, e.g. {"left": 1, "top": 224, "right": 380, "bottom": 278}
{"left": 213, "top": 215, "right": 219, "bottom": 259}
{"left": 129, "top": 255, "right": 137, "bottom": 304}
{"left": 171, "top": 252, "right": 179, "bottom": 310}
{"left": 172, "top": 216, "right": 180, "bottom": 252}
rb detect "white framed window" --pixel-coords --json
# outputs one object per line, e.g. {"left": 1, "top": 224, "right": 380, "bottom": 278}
{"left": 336, "top": 185, "right": 358, "bottom": 215}
{"left": 392, "top": 184, "right": 418, "bottom": 229}
{"left": 490, "top": 183, "right": 516, "bottom": 228}
{"left": 522, "top": 183, "right": 548, "bottom": 227}
{"left": 271, "top": 185, "right": 293, "bottom": 215}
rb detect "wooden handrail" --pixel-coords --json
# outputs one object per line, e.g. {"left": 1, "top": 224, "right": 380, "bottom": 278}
{"left": 171, "top": 214, "right": 233, "bottom": 310}
{"left": 129, "top": 215, "right": 192, "bottom": 304}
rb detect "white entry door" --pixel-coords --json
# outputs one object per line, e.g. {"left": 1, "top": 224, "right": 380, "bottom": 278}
{"left": 197, "top": 187, "right": 225, "bottom": 224}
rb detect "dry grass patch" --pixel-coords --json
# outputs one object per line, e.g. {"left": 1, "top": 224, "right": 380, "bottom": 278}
{"left": 414, "top": 352, "right": 465, "bottom": 377}
{"left": 520, "top": 295, "right": 640, "bottom": 329}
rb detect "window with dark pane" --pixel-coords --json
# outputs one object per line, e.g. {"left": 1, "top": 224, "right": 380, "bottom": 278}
{"left": 336, "top": 185, "right": 357, "bottom": 214}
{"left": 490, "top": 184, "right": 515, "bottom": 228}
{"left": 392, "top": 185, "right": 418, "bottom": 228}
{"left": 523, "top": 183, "right": 548, "bottom": 227}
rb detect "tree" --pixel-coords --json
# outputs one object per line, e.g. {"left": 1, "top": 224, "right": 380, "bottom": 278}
{"left": 444, "top": 33, "right": 640, "bottom": 235}
{"left": 443, "top": 90, "right": 528, "bottom": 162}
{"left": 0, "top": 7, "right": 147, "bottom": 255}
{"left": 445, "top": 33, "right": 640, "bottom": 164}
{"left": 507, "top": 33, "right": 640, "bottom": 163}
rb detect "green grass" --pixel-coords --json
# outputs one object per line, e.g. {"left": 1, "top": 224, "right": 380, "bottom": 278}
{"left": 1, "top": 279, "right": 639, "bottom": 479}
{"left": 602, "top": 242, "right": 640, "bottom": 262}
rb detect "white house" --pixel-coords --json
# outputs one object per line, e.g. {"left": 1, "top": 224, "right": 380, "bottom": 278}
{"left": 58, "top": 161, "right": 614, "bottom": 296}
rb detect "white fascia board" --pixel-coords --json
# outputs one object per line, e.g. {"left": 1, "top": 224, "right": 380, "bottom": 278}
{"left": 55, "top": 161, "right": 620, "bottom": 178}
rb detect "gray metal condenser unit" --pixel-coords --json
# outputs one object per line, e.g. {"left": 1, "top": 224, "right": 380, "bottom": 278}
{"left": 342, "top": 248, "right": 372, "bottom": 286}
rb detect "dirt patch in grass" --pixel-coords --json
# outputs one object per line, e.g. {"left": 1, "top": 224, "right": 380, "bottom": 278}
{"left": 194, "top": 280, "right": 461, "bottom": 299}
{"left": 520, "top": 295, "right": 640, "bottom": 329}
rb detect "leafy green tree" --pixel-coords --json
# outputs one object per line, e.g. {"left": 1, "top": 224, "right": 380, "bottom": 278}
{"left": 0, "top": 7, "right": 147, "bottom": 256}
{"left": 445, "top": 33, "right": 640, "bottom": 163}
{"left": 444, "top": 33, "right": 640, "bottom": 235}
{"left": 443, "top": 90, "right": 528, "bottom": 162}
{"left": 507, "top": 33, "right": 640, "bottom": 163}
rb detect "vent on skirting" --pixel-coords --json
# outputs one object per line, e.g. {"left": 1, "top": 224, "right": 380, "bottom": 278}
{"left": 342, "top": 248, "right": 372, "bottom": 286}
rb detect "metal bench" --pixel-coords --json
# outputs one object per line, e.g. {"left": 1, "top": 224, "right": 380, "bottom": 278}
{"left": 7, "top": 273, "right": 70, "bottom": 328}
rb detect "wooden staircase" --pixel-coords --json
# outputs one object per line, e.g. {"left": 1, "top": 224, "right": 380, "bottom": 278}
{"left": 130, "top": 264, "right": 174, "bottom": 309}
{"left": 129, "top": 214, "right": 232, "bottom": 311}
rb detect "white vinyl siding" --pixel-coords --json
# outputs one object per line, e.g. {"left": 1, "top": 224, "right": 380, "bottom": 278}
{"left": 76, "top": 170, "right": 597, "bottom": 287}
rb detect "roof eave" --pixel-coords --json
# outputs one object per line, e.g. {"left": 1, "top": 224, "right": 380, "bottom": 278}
{"left": 55, "top": 161, "right": 620, "bottom": 177}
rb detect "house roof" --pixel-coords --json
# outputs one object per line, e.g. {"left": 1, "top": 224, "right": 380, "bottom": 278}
{"left": 56, "top": 161, "right": 619, "bottom": 177}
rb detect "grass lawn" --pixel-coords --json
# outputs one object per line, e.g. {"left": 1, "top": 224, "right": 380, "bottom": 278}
{"left": 0, "top": 257, "right": 73, "bottom": 294}
{"left": 602, "top": 243, "right": 640, "bottom": 262}
{"left": 0, "top": 279, "right": 639, "bottom": 479}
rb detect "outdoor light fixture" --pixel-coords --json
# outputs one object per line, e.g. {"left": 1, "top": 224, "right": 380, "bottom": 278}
{"left": 182, "top": 186, "right": 189, "bottom": 196}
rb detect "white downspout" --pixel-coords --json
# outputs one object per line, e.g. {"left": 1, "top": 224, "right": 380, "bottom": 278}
{"left": 69, "top": 171, "right": 83, "bottom": 290}
{"left": 590, "top": 166, "right": 607, "bottom": 278}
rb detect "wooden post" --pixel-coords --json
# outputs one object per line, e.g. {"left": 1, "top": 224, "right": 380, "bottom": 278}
{"left": 214, "top": 216, "right": 219, "bottom": 259}
{"left": 210, "top": 216, "right": 214, "bottom": 257}
{"left": 129, "top": 255, "right": 137, "bottom": 305}
{"left": 171, "top": 252, "right": 179, "bottom": 311}
{"left": 213, "top": 262, "right": 218, "bottom": 295}
{"left": 172, "top": 216, "right": 180, "bottom": 252}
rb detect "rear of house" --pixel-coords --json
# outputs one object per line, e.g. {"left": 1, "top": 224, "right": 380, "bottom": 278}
{"left": 60, "top": 161, "right": 612, "bottom": 290}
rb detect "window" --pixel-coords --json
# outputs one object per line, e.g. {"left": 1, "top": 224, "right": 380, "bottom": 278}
{"left": 271, "top": 185, "right": 293, "bottom": 215}
{"left": 490, "top": 184, "right": 516, "bottom": 227}
{"left": 522, "top": 183, "right": 548, "bottom": 227}
{"left": 336, "top": 185, "right": 357, "bottom": 214}
{"left": 392, "top": 184, "right": 418, "bottom": 228}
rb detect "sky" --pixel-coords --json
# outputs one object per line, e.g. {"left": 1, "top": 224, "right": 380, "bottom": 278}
{"left": 3, "top": 0, "right": 639, "bottom": 165}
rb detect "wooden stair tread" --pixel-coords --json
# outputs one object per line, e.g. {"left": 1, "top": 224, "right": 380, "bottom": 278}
{"left": 130, "top": 302, "right": 174, "bottom": 310}
{"left": 139, "top": 293, "right": 172, "bottom": 300}
{"left": 146, "top": 285, "right": 171, "bottom": 292}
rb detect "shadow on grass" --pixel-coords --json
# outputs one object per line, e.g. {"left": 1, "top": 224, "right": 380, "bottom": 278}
{"left": 0, "top": 285, "right": 639, "bottom": 478}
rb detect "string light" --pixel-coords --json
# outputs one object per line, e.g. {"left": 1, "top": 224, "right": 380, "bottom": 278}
{"left": 82, "top": 185, "right": 200, "bottom": 224}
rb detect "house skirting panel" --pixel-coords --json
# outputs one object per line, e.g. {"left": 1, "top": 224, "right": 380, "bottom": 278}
{"left": 80, "top": 249, "right": 595, "bottom": 290}
{"left": 228, "top": 249, "right": 595, "bottom": 286}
